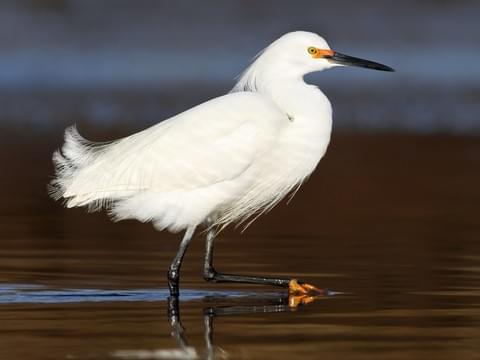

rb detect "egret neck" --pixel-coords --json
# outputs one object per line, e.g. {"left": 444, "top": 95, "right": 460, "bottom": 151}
{"left": 262, "top": 77, "right": 333, "bottom": 174}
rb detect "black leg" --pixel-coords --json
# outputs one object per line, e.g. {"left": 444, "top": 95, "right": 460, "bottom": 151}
{"left": 202, "top": 223, "right": 291, "bottom": 288}
{"left": 168, "top": 226, "right": 195, "bottom": 296}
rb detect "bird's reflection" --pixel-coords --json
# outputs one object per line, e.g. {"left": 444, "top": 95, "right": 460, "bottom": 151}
{"left": 0, "top": 284, "right": 327, "bottom": 359}
{"left": 114, "top": 292, "right": 325, "bottom": 360}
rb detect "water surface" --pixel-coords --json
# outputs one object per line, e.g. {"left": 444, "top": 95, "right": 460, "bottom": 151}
{"left": 0, "top": 133, "right": 479, "bottom": 359}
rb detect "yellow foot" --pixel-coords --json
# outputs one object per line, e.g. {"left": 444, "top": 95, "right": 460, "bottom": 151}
{"left": 288, "top": 279, "right": 326, "bottom": 308}
{"left": 288, "top": 279, "right": 325, "bottom": 296}
{"left": 288, "top": 294, "right": 319, "bottom": 308}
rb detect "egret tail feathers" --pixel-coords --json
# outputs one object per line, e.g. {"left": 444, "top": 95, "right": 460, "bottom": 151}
{"left": 48, "top": 125, "right": 116, "bottom": 210}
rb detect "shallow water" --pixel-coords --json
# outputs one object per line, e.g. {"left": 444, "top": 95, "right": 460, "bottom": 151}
{"left": 1, "top": 133, "right": 480, "bottom": 359}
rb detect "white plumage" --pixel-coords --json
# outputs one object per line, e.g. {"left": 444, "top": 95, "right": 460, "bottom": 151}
{"left": 50, "top": 31, "right": 391, "bottom": 234}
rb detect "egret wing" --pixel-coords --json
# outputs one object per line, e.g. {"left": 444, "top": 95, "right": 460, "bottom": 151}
{"left": 55, "top": 92, "right": 287, "bottom": 208}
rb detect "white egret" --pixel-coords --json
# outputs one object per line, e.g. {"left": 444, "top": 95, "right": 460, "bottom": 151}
{"left": 50, "top": 31, "right": 393, "bottom": 297}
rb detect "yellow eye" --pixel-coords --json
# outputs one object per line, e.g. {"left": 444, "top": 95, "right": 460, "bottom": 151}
{"left": 307, "top": 47, "right": 317, "bottom": 55}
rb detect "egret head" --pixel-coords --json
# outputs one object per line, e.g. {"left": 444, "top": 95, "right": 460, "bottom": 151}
{"left": 266, "top": 31, "right": 394, "bottom": 74}
{"left": 233, "top": 31, "right": 393, "bottom": 92}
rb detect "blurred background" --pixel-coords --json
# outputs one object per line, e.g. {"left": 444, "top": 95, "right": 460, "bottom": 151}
{"left": 0, "top": 0, "right": 479, "bottom": 133}
{"left": 1, "top": 1, "right": 480, "bottom": 359}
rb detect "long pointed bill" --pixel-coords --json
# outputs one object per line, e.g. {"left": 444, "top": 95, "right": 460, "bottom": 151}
{"left": 326, "top": 52, "right": 394, "bottom": 72}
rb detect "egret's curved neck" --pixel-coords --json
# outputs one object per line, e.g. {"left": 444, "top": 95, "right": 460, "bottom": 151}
{"left": 233, "top": 58, "right": 332, "bottom": 121}
{"left": 232, "top": 56, "right": 333, "bottom": 134}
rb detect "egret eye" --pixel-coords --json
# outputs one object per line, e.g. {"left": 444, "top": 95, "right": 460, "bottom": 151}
{"left": 307, "top": 47, "right": 317, "bottom": 55}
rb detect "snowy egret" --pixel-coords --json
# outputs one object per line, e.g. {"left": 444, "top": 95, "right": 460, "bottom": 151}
{"left": 50, "top": 31, "right": 393, "bottom": 297}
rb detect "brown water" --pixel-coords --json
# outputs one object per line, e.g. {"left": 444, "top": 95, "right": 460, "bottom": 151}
{"left": 1, "top": 132, "right": 480, "bottom": 359}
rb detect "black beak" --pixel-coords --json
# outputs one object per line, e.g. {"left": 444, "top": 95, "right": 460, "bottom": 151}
{"left": 326, "top": 52, "right": 394, "bottom": 72}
